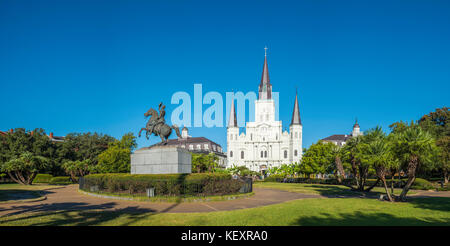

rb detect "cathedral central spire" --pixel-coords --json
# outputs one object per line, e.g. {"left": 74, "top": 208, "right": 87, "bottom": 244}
{"left": 228, "top": 99, "right": 237, "bottom": 128}
{"left": 258, "top": 47, "right": 272, "bottom": 100}
{"left": 290, "top": 90, "right": 302, "bottom": 126}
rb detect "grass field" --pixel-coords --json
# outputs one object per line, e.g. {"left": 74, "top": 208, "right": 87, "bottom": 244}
{"left": 0, "top": 196, "right": 448, "bottom": 226}
{"left": 0, "top": 183, "right": 448, "bottom": 226}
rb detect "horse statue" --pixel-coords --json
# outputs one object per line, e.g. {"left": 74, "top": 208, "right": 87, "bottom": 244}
{"left": 138, "top": 103, "right": 182, "bottom": 144}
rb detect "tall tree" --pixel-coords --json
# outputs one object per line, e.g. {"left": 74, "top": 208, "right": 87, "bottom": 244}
{"left": 391, "top": 123, "right": 438, "bottom": 201}
{"left": 361, "top": 127, "right": 399, "bottom": 201}
{"left": 341, "top": 136, "right": 377, "bottom": 191}
{"left": 0, "top": 128, "right": 53, "bottom": 185}
{"left": 418, "top": 107, "right": 449, "bottom": 183}
{"left": 95, "top": 133, "right": 137, "bottom": 173}
{"left": 300, "top": 141, "right": 335, "bottom": 177}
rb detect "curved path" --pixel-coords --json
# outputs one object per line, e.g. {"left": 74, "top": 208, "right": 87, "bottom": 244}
{"left": 0, "top": 185, "right": 321, "bottom": 217}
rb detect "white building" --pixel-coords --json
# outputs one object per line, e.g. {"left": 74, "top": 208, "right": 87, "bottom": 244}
{"left": 321, "top": 120, "right": 363, "bottom": 146}
{"left": 226, "top": 50, "right": 302, "bottom": 173}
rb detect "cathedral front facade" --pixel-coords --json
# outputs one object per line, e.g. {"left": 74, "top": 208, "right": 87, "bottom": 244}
{"left": 226, "top": 50, "right": 302, "bottom": 172}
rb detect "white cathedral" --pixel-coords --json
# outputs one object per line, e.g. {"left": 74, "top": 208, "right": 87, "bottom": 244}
{"left": 226, "top": 49, "right": 302, "bottom": 173}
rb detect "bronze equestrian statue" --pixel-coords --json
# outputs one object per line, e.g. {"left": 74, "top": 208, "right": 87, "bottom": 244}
{"left": 138, "top": 102, "right": 182, "bottom": 144}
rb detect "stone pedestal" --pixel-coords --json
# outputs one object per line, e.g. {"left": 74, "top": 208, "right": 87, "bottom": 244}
{"left": 130, "top": 146, "right": 192, "bottom": 174}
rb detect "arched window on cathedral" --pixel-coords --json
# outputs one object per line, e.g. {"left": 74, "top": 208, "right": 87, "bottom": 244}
{"left": 260, "top": 151, "right": 263, "bottom": 158}
{"left": 294, "top": 150, "right": 298, "bottom": 156}
{"left": 241, "top": 151, "right": 244, "bottom": 159}
{"left": 264, "top": 151, "right": 267, "bottom": 158}
{"left": 230, "top": 151, "right": 233, "bottom": 158}
{"left": 284, "top": 150, "right": 288, "bottom": 159}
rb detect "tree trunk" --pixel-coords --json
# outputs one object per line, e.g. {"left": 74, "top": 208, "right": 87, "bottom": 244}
{"left": 382, "top": 176, "right": 393, "bottom": 202}
{"left": 335, "top": 155, "right": 345, "bottom": 183}
{"left": 391, "top": 174, "right": 395, "bottom": 195}
{"left": 27, "top": 172, "right": 37, "bottom": 185}
{"left": 376, "top": 167, "right": 393, "bottom": 202}
{"left": 444, "top": 169, "right": 448, "bottom": 184}
{"left": 364, "top": 177, "right": 380, "bottom": 192}
{"left": 8, "top": 172, "right": 26, "bottom": 185}
{"left": 399, "top": 156, "right": 419, "bottom": 201}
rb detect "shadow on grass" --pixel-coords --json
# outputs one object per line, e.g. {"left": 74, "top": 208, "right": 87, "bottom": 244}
{"left": 291, "top": 210, "right": 449, "bottom": 226}
{"left": 297, "top": 184, "right": 387, "bottom": 198}
{"left": 408, "top": 197, "right": 450, "bottom": 212}
{"left": 0, "top": 202, "right": 157, "bottom": 226}
{"left": 0, "top": 174, "right": 203, "bottom": 226}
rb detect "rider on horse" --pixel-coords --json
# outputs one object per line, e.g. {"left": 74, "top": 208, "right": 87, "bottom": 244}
{"left": 148, "top": 102, "right": 166, "bottom": 136}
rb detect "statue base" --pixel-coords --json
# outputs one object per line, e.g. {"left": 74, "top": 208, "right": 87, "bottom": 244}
{"left": 130, "top": 145, "right": 192, "bottom": 174}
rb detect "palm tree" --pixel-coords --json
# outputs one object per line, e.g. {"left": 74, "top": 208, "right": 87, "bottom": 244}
{"left": 391, "top": 124, "right": 437, "bottom": 201}
{"left": 341, "top": 135, "right": 373, "bottom": 191}
{"left": 363, "top": 136, "right": 398, "bottom": 201}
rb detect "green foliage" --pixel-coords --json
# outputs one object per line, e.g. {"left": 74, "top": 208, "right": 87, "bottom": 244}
{"left": 61, "top": 160, "right": 93, "bottom": 182}
{"left": 81, "top": 173, "right": 244, "bottom": 196}
{"left": 57, "top": 132, "right": 115, "bottom": 165}
{"left": 410, "top": 178, "right": 434, "bottom": 190}
{"left": 34, "top": 174, "right": 53, "bottom": 183}
{"left": 0, "top": 128, "right": 55, "bottom": 185}
{"left": 227, "top": 165, "right": 259, "bottom": 177}
{"left": 49, "top": 176, "right": 72, "bottom": 185}
{"left": 1, "top": 151, "right": 50, "bottom": 185}
{"left": 191, "top": 152, "right": 219, "bottom": 173}
{"left": 418, "top": 107, "right": 450, "bottom": 183}
{"left": 300, "top": 141, "right": 335, "bottom": 175}
{"left": 390, "top": 123, "right": 438, "bottom": 171}
{"left": 95, "top": 133, "right": 137, "bottom": 174}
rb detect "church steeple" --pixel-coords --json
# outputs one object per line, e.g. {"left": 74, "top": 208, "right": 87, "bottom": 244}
{"left": 228, "top": 99, "right": 237, "bottom": 128}
{"left": 258, "top": 46, "right": 272, "bottom": 100}
{"left": 290, "top": 90, "right": 301, "bottom": 126}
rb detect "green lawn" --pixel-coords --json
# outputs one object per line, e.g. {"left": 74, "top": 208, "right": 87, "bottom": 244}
{"left": 0, "top": 183, "right": 60, "bottom": 203}
{"left": 254, "top": 181, "right": 418, "bottom": 197}
{"left": 0, "top": 183, "right": 448, "bottom": 226}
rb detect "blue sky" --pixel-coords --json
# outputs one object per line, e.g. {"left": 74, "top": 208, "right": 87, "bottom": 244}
{"left": 1, "top": 0, "right": 449, "bottom": 150}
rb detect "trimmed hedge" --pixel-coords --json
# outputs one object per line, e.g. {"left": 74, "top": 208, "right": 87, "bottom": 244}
{"left": 49, "top": 176, "right": 72, "bottom": 185}
{"left": 34, "top": 174, "right": 53, "bottom": 183}
{"left": 264, "top": 175, "right": 435, "bottom": 190}
{"left": 80, "top": 173, "right": 245, "bottom": 196}
{"left": 410, "top": 178, "right": 434, "bottom": 190}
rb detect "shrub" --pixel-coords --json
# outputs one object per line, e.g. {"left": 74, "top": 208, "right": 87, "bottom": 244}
{"left": 263, "top": 175, "right": 435, "bottom": 190}
{"left": 34, "top": 174, "right": 53, "bottom": 183}
{"left": 80, "top": 173, "right": 246, "bottom": 196}
{"left": 410, "top": 178, "right": 434, "bottom": 190}
{"left": 49, "top": 176, "right": 72, "bottom": 185}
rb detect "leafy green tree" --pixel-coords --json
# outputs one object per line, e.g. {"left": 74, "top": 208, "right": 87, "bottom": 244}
{"left": 361, "top": 127, "right": 399, "bottom": 201}
{"left": 390, "top": 123, "right": 438, "bottom": 201}
{"left": 300, "top": 141, "right": 335, "bottom": 177}
{"left": 1, "top": 152, "right": 50, "bottom": 185}
{"left": 192, "top": 153, "right": 208, "bottom": 173}
{"left": 418, "top": 107, "right": 450, "bottom": 183}
{"left": 0, "top": 128, "right": 54, "bottom": 185}
{"left": 95, "top": 133, "right": 137, "bottom": 173}
{"left": 341, "top": 135, "right": 376, "bottom": 191}
{"left": 61, "top": 160, "right": 92, "bottom": 182}
{"left": 57, "top": 132, "right": 115, "bottom": 165}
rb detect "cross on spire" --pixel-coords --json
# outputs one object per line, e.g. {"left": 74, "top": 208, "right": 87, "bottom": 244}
{"left": 264, "top": 46, "right": 268, "bottom": 56}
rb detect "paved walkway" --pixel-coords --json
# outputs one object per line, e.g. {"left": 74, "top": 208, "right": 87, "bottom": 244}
{"left": 0, "top": 185, "right": 321, "bottom": 217}
{"left": 410, "top": 190, "right": 450, "bottom": 198}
